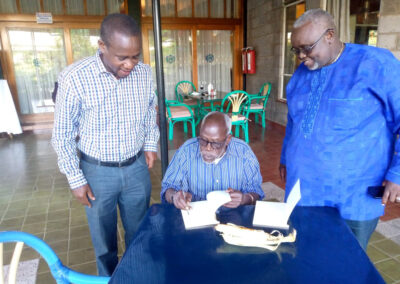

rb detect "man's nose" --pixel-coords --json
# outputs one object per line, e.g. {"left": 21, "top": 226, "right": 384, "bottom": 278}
{"left": 206, "top": 142, "right": 213, "bottom": 151}
{"left": 124, "top": 59, "right": 137, "bottom": 70}
{"left": 298, "top": 51, "right": 307, "bottom": 60}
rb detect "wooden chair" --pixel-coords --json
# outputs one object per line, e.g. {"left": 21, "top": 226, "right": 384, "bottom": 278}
{"left": 0, "top": 231, "right": 110, "bottom": 284}
{"left": 166, "top": 100, "right": 196, "bottom": 140}
{"left": 220, "top": 90, "right": 251, "bottom": 143}
{"left": 175, "top": 81, "right": 200, "bottom": 117}
{"left": 248, "top": 82, "right": 271, "bottom": 128}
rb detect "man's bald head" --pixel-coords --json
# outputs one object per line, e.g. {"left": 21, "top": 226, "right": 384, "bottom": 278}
{"left": 200, "top": 111, "right": 231, "bottom": 136}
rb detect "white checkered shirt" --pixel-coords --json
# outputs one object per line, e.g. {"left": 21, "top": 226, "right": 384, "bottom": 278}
{"left": 52, "top": 51, "right": 160, "bottom": 189}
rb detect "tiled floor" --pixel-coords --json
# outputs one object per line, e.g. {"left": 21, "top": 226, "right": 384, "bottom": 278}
{"left": 1, "top": 119, "right": 400, "bottom": 283}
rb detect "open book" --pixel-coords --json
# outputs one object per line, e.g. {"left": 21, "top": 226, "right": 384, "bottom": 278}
{"left": 252, "top": 179, "right": 301, "bottom": 229}
{"left": 181, "top": 191, "right": 231, "bottom": 230}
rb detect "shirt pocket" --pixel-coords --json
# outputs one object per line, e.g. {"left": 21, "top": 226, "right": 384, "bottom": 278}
{"left": 328, "top": 97, "right": 368, "bottom": 130}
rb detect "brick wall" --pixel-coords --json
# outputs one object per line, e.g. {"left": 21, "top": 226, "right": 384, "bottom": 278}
{"left": 246, "top": 0, "right": 288, "bottom": 126}
{"left": 377, "top": 0, "right": 400, "bottom": 59}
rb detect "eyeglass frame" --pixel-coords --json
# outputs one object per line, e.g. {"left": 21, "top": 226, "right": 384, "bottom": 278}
{"left": 197, "top": 136, "right": 229, "bottom": 150}
{"left": 290, "top": 28, "right": 333, "bottom": 56}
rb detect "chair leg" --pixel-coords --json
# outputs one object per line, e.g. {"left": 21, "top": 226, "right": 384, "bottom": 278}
{"left": 262, "top": 112, "right": 266, "bottom": 128}
{"left": 169, "top": 122, "right": 173, "bottom": 140}
{"left": 244, "top": 124, "right": 249, "bottom": 143}
{"left": 235, "top": 125, "right": 240, "bottom": 138}
{"left": 254, "top": 113, "right": 259, "bottom": 124}
{"left": 183, "top": 122, "right": 188, "bottom": 133}
{"left": 191, "top": 119, "right": 196, "bottom": 137}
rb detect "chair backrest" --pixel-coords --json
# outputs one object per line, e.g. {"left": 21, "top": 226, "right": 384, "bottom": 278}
{"left": 175, "top": 81, "right": 196, "bottom": 102}
{"left": 259, "top": 82, "right": 272, "bottom": 97}
{"left": 250, "top": 82, "right": 272, "bottom": 108}
{"left": 0, "top": 231, "right": 110, "bottom": 284}
{"left": 220, "top": 90, "right": 250, "bottom": 121}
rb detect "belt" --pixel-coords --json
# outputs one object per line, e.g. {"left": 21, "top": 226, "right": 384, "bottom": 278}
{"left": 80, "top": 151, "right": 142, "bottom": 168}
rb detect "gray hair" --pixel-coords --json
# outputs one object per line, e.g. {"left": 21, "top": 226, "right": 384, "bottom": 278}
{"left": 293, "top": 8, "right": 335, "bottom": 30}
{"left": 201, "top": 111, "right": 232, "bottom": 135}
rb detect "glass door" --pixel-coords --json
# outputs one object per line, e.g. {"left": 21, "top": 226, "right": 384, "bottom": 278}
{"left": 8, "top": 28, "right": 67, "bottom": 114}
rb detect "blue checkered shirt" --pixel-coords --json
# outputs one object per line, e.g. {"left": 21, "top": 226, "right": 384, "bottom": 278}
{"left": 52, "top": 51, "right": 159, "bottom": 189}
{"left": 161, "top": 137, "right": 264, "bottom": 202}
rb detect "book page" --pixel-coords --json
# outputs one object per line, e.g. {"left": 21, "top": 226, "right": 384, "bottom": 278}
{"left": 252, "top": 179, "right": 301, "bottom": 229}
{"left": 181, "top": 191, "right": 231, "bottom": 230}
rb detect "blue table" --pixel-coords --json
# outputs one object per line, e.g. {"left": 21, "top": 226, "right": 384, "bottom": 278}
{"left": 110, "top": 204, "right": 384, "bottom": 284}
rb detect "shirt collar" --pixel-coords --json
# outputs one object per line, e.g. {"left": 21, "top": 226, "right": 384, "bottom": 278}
{"left": 95, "top": 50, "right": 109, "bottom": 75}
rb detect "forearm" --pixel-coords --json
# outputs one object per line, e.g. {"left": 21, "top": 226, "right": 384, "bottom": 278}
{"left": 241, "top": 193, "right": 259, "bottom": 205}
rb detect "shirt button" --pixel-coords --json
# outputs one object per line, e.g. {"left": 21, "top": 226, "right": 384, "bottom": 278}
{"left": 216, "top": 179, "right": 219, "bottom": 183}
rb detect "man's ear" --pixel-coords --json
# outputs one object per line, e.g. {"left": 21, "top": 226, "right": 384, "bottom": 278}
{"left": 226, "top": 134, "right": 233, "bottom": 144}
{"left": 98, "top": 39, "right": 106, "bottom": 54}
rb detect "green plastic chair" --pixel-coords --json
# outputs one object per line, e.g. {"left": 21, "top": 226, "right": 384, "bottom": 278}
{"left": 248, "top": 82, "right": 271, "bottom": 128}
{"left": 220, "top": 90, "right": 251, "bottom": 143}
{"left": 166, "top": 100, "right": 196, "bottom": 140}
{"left": 175, "top": 81, "right": 201, "bottom": 117}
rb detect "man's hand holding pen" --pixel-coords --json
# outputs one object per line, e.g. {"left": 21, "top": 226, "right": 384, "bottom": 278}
{"left": 172, "top": 190, "right": 192, "bottom": 210}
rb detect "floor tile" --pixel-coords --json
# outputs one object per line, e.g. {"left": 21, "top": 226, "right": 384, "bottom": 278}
{"left": 374, "top": 239, "right": 400, "bottom": 257}
{"left": 375, "top": 259, "right": 400, "bottom": 280}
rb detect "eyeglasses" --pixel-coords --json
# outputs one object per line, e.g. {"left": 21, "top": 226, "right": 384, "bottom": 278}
{"left": 198, "top": 137, "right": 227, "bottom": 150}
{"left": 290, "top": 29, "right": 333, "bottom": 56}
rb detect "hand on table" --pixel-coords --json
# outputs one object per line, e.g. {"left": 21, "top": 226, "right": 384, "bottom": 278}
{"left": 172, "top": 191, "right": 192, "bottom": 210}
{"left": 382, "top": 180, "right": 400, "bottom": 205}
{"left": 224, "top": 188, "right": 243, "bottom": 208}
{"left": 72, "top": 184, "right": 95, "bottom": 208}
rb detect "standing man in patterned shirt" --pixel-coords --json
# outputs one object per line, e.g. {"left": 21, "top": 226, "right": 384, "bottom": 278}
{"left": 279, "top": 9, "right": 400, "bottom": 250}
{"left": 52, "top": 14, "right": 159, "bottom": 276}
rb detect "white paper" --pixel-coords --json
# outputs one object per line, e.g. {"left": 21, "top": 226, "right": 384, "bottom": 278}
{"left": 252, "top": 179, "right": 301, "bottom": 229}
{"left": 181, "top": 191, "right": 231, "bottom": 229}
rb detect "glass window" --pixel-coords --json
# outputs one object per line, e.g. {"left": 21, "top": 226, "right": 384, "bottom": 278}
{"left": 177, "top": 0, "right": 192, "bottom": 17}
{"left": 43, "top": 0, "right": 63, "bottom": 15}
{"left": 0, "top": 0, "right": 17, "bottom": 13}
{"left": 148, "top": 30, "right": 193, "bottom": 100}
{"left": 280, "top": 2, "right": 305, "bottom": 100}
{"left": 194, "top": 0, "right": 207, "bottom": 18}
{"left": 66, "top": 0, "right": 84, "bottom": 15}
{"left": 87, "top": 0, "right": 105, "bottom": 15}
{"left": 70, "top": 29, "right": 100, "bottom": 62}
{"left": 20, "top": 0, "right": 40, "bottom": 14}
{"left": 8, "top": 28, "right": 67, "bottom": 114}
{"left": 210, "top": 0, "right": 224, "bottom": 18}
{"left": 142, "top": 0, "right": 152, "bottom": 17}
{"left": 350, "top": 0, "right": 380, "bottom": 46}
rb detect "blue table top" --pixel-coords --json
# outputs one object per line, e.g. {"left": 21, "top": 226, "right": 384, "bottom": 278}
{"left": 110, "top": 204, "right": 384, "bottom": 284}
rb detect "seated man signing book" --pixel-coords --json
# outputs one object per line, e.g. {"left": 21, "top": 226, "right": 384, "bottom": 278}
{"left": 161, "top": 111, "right": 264, "bottom": 209}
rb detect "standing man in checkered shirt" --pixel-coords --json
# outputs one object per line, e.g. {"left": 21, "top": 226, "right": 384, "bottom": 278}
{"left": 52, "top": 14, "right": 159, "bottom": 276}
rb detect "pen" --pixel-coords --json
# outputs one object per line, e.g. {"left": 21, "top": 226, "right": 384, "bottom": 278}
{"left": 183, "top": 191, "right": 190, "bottom": 214}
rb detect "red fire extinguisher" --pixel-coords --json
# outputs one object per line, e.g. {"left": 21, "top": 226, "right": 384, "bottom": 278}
{"left": 241, "top": 47, "right": 256, "bottom": 74}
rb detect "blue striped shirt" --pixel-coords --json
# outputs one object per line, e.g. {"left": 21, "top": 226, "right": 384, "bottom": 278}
{"left": 161, "top": 137, "right": 264, "bottom": 202}
{"left": 52, "top": 51, "right": 159, "bottom": 189}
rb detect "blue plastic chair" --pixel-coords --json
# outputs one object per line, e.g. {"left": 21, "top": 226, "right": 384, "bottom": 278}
{"left": 0, "top": 231, "right": 110, "bottom": 284}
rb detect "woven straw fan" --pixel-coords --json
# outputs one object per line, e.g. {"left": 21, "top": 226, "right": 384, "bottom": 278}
{"left": 228, "top": 93, "right": 247, "bottom": 122}
{"left": 179, "top": 82, "right": 192, "bottom": 95}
